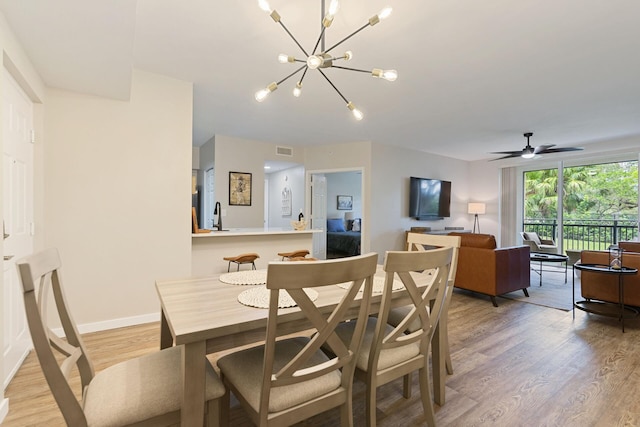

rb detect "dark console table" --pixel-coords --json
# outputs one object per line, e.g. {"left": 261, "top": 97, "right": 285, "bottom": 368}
{"left": 573, "top": 263, "right": 638, "bottom": 332}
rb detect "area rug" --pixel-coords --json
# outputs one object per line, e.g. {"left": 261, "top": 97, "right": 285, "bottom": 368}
{"left": 499, "top": 266, "right": 578, "bottom": 311}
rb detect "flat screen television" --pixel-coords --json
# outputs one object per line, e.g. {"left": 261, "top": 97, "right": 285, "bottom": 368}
{"left": 409, "top": 177, "right": 451, "bottom": 220}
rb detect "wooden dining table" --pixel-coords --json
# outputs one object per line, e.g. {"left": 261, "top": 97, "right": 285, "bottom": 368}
{"left": 155, "top": 266, "right": 448, "bottom": 426}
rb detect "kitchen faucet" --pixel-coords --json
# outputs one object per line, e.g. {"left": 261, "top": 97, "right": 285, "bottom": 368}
{"left": 213, "top": 201, "right": 222, "bottom": 231}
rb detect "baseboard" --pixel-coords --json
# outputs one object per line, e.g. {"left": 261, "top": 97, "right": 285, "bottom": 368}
{"left": 52, "top": 312, "right": 160, "bottom": 336}
{"left": 0, "top": 398, "right": 9, "bottom": 424}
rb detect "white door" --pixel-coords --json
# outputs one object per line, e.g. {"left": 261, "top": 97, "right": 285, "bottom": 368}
{"left": 310, "top": 174, "right": 327, "bottom": 259}
{"left": 3, "top": 69, "right": 34, "bottom": 389}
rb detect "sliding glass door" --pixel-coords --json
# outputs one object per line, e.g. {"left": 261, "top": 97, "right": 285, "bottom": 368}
{"left": 523, "top": 160, "right": 638, "bottom": 254}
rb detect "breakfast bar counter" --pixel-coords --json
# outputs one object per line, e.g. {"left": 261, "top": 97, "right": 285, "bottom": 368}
{"left": 191, "top": 228, "right": 321, "bottom": 276}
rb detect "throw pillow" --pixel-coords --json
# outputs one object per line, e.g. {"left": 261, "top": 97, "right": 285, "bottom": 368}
{"left": 352, "top": 218, "right": 361, "bottom": 232}
{"left": 525, "top": 232, "right": 542, "bottom": 245}
{"left": 327, "top": 218, "right": 346, "bottom": 232}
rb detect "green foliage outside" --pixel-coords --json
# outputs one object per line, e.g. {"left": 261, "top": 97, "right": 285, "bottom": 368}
{"left": 524, "top": 161, "right": 638, "bottom": 221}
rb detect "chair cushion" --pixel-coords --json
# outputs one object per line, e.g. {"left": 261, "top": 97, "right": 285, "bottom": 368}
{"left": 83, "top": 345, "right": 225, "bottom": 427}
{"left": 217, "top": 336, "right": 341, "bottom": 413}
{"left": 524, "top": 232, "right": 542, "bottom": 245}
{"left": 334, "top": 317, "right": 420, "bottom": 372}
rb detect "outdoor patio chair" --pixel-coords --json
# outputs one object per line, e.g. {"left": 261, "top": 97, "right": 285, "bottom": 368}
{"left": 521, "top": 231, "right": 558, "bottom": 254}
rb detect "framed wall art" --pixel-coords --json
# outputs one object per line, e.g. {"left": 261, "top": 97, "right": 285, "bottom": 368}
{"left": 229, "top": 171, "right": 252, "bottom": 206}
{"left": 337, "top": 195, "right": 353, "bottom": 210}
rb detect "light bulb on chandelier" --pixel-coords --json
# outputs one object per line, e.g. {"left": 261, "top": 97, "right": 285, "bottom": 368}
{"left": 254, "top": 0, "right": 397, "bottom": 120}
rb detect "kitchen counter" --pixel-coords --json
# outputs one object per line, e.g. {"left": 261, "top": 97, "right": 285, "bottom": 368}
{"left": 191, "top": 228, "right": 321, "bottom": 276}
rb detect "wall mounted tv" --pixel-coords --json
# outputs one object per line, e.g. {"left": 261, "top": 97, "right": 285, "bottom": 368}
{"left": 409, "top": 176, "right": 452, "bottom": 220}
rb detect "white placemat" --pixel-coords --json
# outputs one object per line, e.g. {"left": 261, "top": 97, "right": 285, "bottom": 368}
{"left": 336, "top": 270, "right": 436, "bottom": 294}
{"left": 237, "top": 286, "right": 319, "bottom": 309}
{"left": 219, "top": 269, "right": 267, "bottom": 285}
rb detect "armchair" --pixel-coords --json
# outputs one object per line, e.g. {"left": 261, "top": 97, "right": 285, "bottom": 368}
{"left": 521, "top": 231, "right": 558, "bottom": 254}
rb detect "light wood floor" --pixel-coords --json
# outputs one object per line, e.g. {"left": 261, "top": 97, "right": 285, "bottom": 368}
{"left": 4, "top": 288, "right": 640, "bottom": 426}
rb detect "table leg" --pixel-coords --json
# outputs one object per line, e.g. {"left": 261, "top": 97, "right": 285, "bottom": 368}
{"left": 564, "top": 260, "right": 568, "bottom": 283}
{"left": 539, "top": 260, "right": 543, "bottom": 286}
{"left": 432, "top": 321, "right": 445, "bottom": 406}
{"left": 181, "top": 341, "right": 207, "bottom": 426}
{"left": 619, "top": 275, "right": 625, "bottom": 333}
{"left": 160, "top": 310, "right": 173, "bottom": 350}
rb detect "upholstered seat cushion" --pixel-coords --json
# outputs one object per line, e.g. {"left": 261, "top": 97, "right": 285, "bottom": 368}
{"left": 524, "top": 231, "right": 542, "bottom": 245}
{"left": 83, "top": 345, "right": 225, "bottom": 427}
{"left": 334, "top": 317, "right": 420, "bottom": 371}
{"left": 217, "top": 336, "right": 341, "bottom": 413}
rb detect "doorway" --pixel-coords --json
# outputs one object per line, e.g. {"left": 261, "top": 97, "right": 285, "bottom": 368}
{"left": 2, "top": 68, "right": 35, "bottom": 388}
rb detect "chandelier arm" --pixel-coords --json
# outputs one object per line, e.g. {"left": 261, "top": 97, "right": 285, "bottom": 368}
{"left": 276, "top": 65, "right": 308, "bottom": 86}
{"left": 324, "top": 23, "right": 369, "bottom": 54}
{"left": 278, "top": 21, "right": 309, "bottom": 57}
{"left": 299, "top": 67, "right": 309, "bottom": 84}
{"left": 311, "top": 26, "right": 327, "bottom": 56}
{"left": 317, "top": 68, "right": 348, "bottom": 104}
{"left": 331, "top": 65, "right": 370, "bottom": 74}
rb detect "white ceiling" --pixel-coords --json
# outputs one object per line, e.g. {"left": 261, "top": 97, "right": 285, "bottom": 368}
{"left": 2, "top": 0, "right": 639, "bottom": 161}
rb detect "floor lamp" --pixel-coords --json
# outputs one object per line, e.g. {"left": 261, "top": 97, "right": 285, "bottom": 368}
{"left": 468, "top": 203, "right": 486, "bottom": 233}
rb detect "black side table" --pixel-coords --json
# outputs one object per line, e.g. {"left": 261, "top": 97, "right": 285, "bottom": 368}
{"left": 573, "top": 263, "right": 638, "bottom": 332}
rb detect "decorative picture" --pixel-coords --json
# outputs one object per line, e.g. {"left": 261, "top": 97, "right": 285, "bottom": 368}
{"left": 337, "top": 195, "right": 353, "bottom": 210}
{"left": 282, "top": 186, "right": 292, "bottom": 216}
{"left": 229, "top": 172, "right": 252, "bottom": 206}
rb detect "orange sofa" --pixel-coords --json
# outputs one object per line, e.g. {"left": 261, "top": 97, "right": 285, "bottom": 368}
{"left": 580, "top": 249, "right": 640, "bottom": 307}
{"left": 448, "top": 233, "right": 531, "bottom": 306}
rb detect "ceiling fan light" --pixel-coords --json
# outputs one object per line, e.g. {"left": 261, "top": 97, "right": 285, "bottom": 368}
{"left": 347, "top": 102, "right": 364, "bottom": 121}
{"left": 521, "top": 149, "right": 535, "bottom": 159}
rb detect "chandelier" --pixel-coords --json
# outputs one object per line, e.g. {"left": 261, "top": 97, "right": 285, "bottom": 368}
{"left": 255, "top": 0, "right": 397, "bottom": 121}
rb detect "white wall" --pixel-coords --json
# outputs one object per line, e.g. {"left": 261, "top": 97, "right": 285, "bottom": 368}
{"left": 326, "top": 171, "right": 362, "bottom": 221}
{"left": 43, "top": 69, "right": 193, "bottom": 328}
{"left": 213, "top": 135, "right": 304, "bottom": 228}
{"left": 267, "top": 165, "right": 305, "bottom": 228}
{"left": 370, "top": 143, "right": 470, "bottom": 261}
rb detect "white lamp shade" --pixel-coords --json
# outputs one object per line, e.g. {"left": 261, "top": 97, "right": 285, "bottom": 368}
{"left": 345, "top": 212, "right": 355, "bottom": 220}
{"left": 468, "top": 203, "right": 486, "bottom": 215}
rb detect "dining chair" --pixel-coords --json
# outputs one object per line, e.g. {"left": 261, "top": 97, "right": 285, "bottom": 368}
{"left": 332, "top": 248, "right": 453, "bottom": 427}
{"left": 216, "top": 252, "right": 378, "bottom": 427}
{"left": 390, "top": 232, "right": 461, "bottom": 377}
{"left": 15, "top": 248, "right": 227, "bottom": 427}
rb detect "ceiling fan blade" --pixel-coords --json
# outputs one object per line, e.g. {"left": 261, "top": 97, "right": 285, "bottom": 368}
{"left": 489, "top": 150, "right": 523, "bottom": 155}
{"left": 533, "top": 144, "right": 555, "bottom": 154}
{"left": 537, "top": 146, "right": 584, "bottom": 154}
{"left": 488, "top": 153, "right": 522, "bottom": 161}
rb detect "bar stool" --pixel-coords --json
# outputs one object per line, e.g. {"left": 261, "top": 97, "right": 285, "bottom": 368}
{"left": 277, "top": 249, "right": 310, "bottom": 260}
{"left": 223, "top": 253, "right": 259, "bottom": 272}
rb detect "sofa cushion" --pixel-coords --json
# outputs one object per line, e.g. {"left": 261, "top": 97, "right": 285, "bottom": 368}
{"left": 619, "top": 241, "right": 640, "bottom": 254}
{"left": 524, "top": 232, "right": 542, "bottom": 245}
{"left": 449, "top": 232, "right": 497, "bottom": 249}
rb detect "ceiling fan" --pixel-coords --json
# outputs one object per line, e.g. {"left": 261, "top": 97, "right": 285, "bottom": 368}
{"left": 490, "top": 132, "right": 584, "bottom": 160}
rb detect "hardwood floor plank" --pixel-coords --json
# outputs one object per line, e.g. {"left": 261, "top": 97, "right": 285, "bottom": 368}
{"left": 4, "top": 289, "right": 640, "bottom": 426}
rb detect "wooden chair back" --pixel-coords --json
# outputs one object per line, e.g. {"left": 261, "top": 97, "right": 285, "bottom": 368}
{"left": 406, "top": 232, "right": 461, "bottom": 285}
{"left": 406, "top": 232, "right": 461, "bottom": 378}
{"left": 260, "top": 252, "right": 378, "bottom": 424}
{"left": 376, "top": 248, "right": 452, "bottom": 364}
{"left": 16, "top": 248, "right": 94, "bottom": 426}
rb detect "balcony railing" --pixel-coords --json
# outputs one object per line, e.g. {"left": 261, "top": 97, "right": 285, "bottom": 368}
{"left": 523, "top": 219, "right": 639, "bottom": 251}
